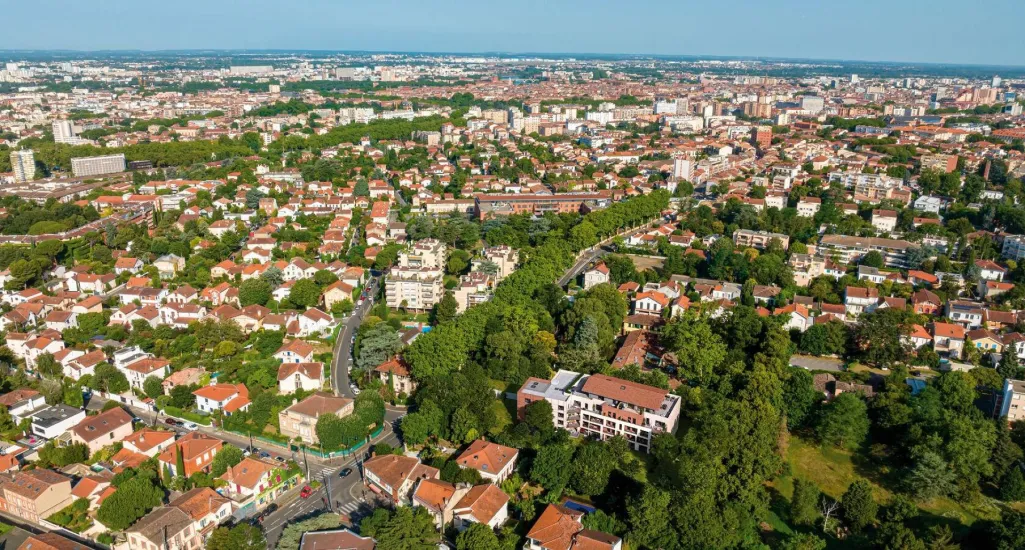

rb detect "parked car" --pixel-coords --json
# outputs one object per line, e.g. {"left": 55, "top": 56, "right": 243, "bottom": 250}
{"left": 275, "top": 456, "right": 286, "bottom": 464}
{"left": 339, "top": 467, "right": 352, "bottom": 478}
{"left": 300, "top": 485, "right": 313, "bottom": 499}
{"left": 264, "top": 503, "right": 278, "bottom": 514}
{"left": 183, "top": 422, "right": 199, "bottom": 431}
{"left": 164, "top": 418, "right": 181, "bottom": 427}
{"left": 258, "top": 451, "right": 271, "bottom": 459}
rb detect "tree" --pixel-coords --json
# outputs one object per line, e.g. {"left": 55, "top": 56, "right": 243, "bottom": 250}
{"left": 530, "top": 444, "right": 573, "bottom": 494}
{"left": 842, "top": 479, "right": 877, "bottom": 532}
{"left": 433, "top": 292, "right": 458, "bottom": 325}
{"left": 277, "top": 513, "right": 341, "bottom": 550}
{"left": 853, "top": 308, "right": 912, "bottom": 366}
{"left": 905, "top": 450, "right": 957, "bottom": 500}
{"left": 660, "top": 313, "right": 726, "bottom": 385}
{"left": 779, "top": 533, "right": 826, "bottom": 550}
{"left": 1002, "top": 468, "right": 1025, "bottom": 502}
{"left": 626, "top": 485, "right": 673, "bottom": 550}
{"left": 791, "top": 478, "right": 821, "bottom": 526}
{"left": 207, "top": 523, "right": 267, "bottom": 550}
{"left": 356, "top": 323, "right": 403, "bottom": 370}
{"left": 36, "top": 353, "right": 61, "bottom": 379}
{"left": 373, "top": 506, "right": 440, "bottom": 549}
{"left": 289, "top": 279, "right": 322, "bottom": 308}
{"left": 817, "top": 392, "right": 870, "bottom": 450}
{"left": 455, "top": 522, "right": 500, "bottom": 550}
{"left": 238, "top": 279, "right": 271, "bottom": 306}
{"left": 783, "top": 368, "right": 823, "bottom": 430}
{"left": 91, "top": 364, "right": 129, "bottom": 394}
{"left": 96, "top": 475, "right": 164, "bottom": 530}
{"left": 999, "top": 350, "right": 1021, "bottom": 381}
{"left": 799, "top": 321, "right": 848, "bottom": 356}
{"left": 571, "top": 440, "right": 619, "bottom": 496}
{"left": 143, "top": 376, "right": 163, "bottom": 400}
{"left": 400, "top": 413, "right": 430, "bottom": 446}
{"left": 211, "top": 445, "right": 244, "bottom": 477}
{"left": 862, "top": 250, "right": 885, "bottom": 268}
{"left": 170, "top": 384, "right": 196, "bottom": 409}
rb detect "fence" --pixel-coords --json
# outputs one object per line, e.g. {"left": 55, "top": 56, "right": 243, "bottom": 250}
{"left": 301, "top": 425, "right": 385, "bottom": 459}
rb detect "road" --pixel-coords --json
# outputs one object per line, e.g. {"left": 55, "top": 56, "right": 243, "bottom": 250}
{"left": 331, "top": 274, "right": 381, "bottom": 398}
{"left": 556, "top": 225, "right": 651, "bottom": 287}
{"left": 260, "top": 409, "right": 405, "bottom": 546}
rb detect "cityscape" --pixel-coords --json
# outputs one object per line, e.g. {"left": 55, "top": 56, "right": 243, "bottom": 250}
{"left": 0, "top": 8, "right": 1025, "bottom": 550}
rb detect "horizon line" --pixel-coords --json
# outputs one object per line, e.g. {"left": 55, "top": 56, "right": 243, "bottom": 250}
{"left": 1, "top": 48, "right": 1023, "bottom": 71}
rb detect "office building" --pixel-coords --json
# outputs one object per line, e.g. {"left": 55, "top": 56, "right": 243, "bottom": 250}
{"left": 70, "top": 154, "right": 126, "bottom": 177}
{"left": 517, "top": 370, "right": 681, "bottom": 454}
{"left": 10, "top": 150, "right": 35, "bottom": 182}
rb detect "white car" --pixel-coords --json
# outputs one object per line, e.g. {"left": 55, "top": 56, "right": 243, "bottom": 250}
{"left": 183, "top": 422, "right": 199, "bottom": 431}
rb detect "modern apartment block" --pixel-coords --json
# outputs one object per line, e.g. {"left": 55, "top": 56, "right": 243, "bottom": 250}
{"left": 1002, "top": 235, "right": 1025, "bottom": 262}
{"left": 9, "top": 150, "right": 35, "bottom": 182}
{"left": 817, "top": 234, "right": 917, "bottom": 268}
{"left": 517, "top": 370, "right": 681, "bottom": 453}
{"left": 472, "top": 245, "right": 519, "bottom": 282}
{"left": 473, "top": 192, "right": 612, "bottom": 220}
{"left": 385, "top": 239, "right": 447, "bottom": 311}
{"left": 1000, "top": 379, "right": 1025, "bottom": 425}
{"left": 70, "top": 153, "right": 126, "bottom": 177}
{"left": 733, "top": 229, "right": 790, "bottom": 250}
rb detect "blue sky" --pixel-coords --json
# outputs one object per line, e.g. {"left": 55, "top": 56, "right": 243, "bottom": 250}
{"left": 3, "top": 0, "right": 1023, "bottom": 66}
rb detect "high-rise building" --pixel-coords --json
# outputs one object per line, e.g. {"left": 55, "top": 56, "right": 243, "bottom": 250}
{"left": 751, "top": 126, "right": 773, "bottom": 149}
{"left": 52, "top": 120, "right": 77, "bottom": 144}
{"left": 10, "top": 150, "right": 35, "bottom": 183}
{"left": 993, "top": 75, "right": 1002, "bottom": 88}
{"left": 672, "top": 158, "right": 692, "bottom": 181}
{"left": 70, "top": 154, "right": 126, "bottom": 177}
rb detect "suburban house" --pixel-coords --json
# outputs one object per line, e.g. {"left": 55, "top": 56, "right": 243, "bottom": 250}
{"left": 455, "top": 440, "right": 518, "bottom": 483}
{"left": 278, "top": 362, "right": 324, "bottom": 393}
{"left": 0, "top": 389, "right": 46, "bottom": 423}
{"left": 363, "top": 454, "right": 440, "bottom": 505}
{"left": 278, "top": 393, "right": 354, "bottom": 445}
{"left": 69, "top": 407, "right": 134, "bottom": 454}
{"left": 582, "top": 263, "right": 610, "bottom": 290}
{"left": 126, "top": 488, "right": 232, "bottom": 550}
{"left": 122, "top": 428, "right": 176, "bottom": 458}
{"left": 30, "top": 405, "right": 86, "bottom": 440}
{"left": 193, "top": 383, "right": 250, "bottom": 415}
{"left": 374, "top": 357, "right": 417, "bottom": 396}
{"left": 158, "top": 433, "right": 223, "bottom": 477}
{"left": 524, "top": 504, "right": 622, "bottom": 550}
{"left": 219, "top": 456, "right": 279, "bottom": 499}
{"left": 274, "top": 340, "right": 315, "bottom": 364}
{"left": 452, "top": 482, "right": 510, "bottom": 531}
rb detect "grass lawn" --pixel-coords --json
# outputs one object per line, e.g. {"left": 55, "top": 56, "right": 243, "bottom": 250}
{"left": 490, "top": 398, "right": 514, "bottom": 436}
{"left": 0, "top": 522, "right": 12, "bottom": 536}
{"left": 780, "top": 436, "right": 1001, "bottom": 528}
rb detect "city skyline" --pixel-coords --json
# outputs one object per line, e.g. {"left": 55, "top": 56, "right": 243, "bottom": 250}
{"left": 3, "top": 0, "right": 1024, "bottom": 67}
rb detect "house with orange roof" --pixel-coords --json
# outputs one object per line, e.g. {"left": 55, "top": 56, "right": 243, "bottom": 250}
{"left": 158, "top": 433, "right": 223, "bottom": 477}
{"left": 455, "top": 440, "right": 518, "bottom": 483}
{"left": 363, "top": 454, "right": 440, "bottom": 505}
{"left": 374, "top": 357, "right": 417, "bottom": 395}
{"left": 582, "top": 263, "right": 610, "bottom": 290}
{"left": 932, "top": 322, "right": 966, "bottom": 358}
{"left": 774, "top": 303, "right": 813, "bottom": 333}
{"left": 219, "top": 456, "right": 279, "bottom": 500}
{"left": 274, "top": 339, "right": 315, "bottom": 364}
{"left": 193, "top": 383, "right": 250, "bottom": 415}
{"left": 525, "top": 503, "right": 622, "bottom": 550}
{"left": 452, "top": 483, "right": 510, "bottom": 531}
{"left": 412, "top": 478, "right": 463, "bottom": 528}
{"left": 123, "top": 428, "right": 176, "bottom": 457}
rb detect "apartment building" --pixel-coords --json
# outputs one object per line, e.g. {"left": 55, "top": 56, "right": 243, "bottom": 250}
{"left": 473, "top": 192, "right": 612, "bottom": 220}
{"left": 386, "top": 239, "right": 447, "bottom": 310}
{"left": 126, "top": 488, "right": 232, "bottom": 550}
{"left": 517, "top": 370, "right": 681, "bottom": 454}
{"left": 9, "top": 150, "right": 35, "bottom": 183}
{"left": 472, "top": 246, "right": 519, "bottom": 281}
{"left": 452, "top": 272, "right": 494, "bottom": 313}
{"left": 817, "top": 235, "right": 916, "bottom": 268}
{"left": 1003, "top": 235, "right": 1025, "bottom": 262}
{"left": 70, "top": 154, "right": 126, "bottom": 177}
{"left": 0, "top": 469, "right": 73, "bottom": 524}
{"left": 733, "top": 229, "right": 790, "bottom": 250}
{"left": 1001, "top": 379, "right": 1025, "bottom": 425}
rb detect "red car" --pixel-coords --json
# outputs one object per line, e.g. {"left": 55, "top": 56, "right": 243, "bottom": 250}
{"left": 300, "top": 485, "right": 313, "bottom": 499}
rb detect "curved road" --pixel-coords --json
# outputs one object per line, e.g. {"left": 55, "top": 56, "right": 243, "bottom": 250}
{"left": 331, "top": 274, "right": 381, "bottom": 398}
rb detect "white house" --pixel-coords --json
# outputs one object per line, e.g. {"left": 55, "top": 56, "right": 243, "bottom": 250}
{"left": 277, "top": 362, "right": 324, "bottom": 393}
{"left": 582, "top": 263, "right": 610, "bottom": 290}
{"left": 193, "top": 384, "right": 250, "bottom": 415}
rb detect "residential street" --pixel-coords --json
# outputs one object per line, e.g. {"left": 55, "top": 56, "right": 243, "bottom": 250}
{"left": 331, "top": 274, "right": 381, "bottom": 399}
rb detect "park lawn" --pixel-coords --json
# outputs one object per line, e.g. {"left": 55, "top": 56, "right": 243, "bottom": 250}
{"left": 490, "top": 398, "right": 514, "bottom": 436}
{"left": 781, "top": 436, "right": 1000, "bottom": 527}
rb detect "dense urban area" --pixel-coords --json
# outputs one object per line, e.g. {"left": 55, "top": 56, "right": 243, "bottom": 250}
{"left": 0, "top": 51, "right": 1024, "bottom": 550}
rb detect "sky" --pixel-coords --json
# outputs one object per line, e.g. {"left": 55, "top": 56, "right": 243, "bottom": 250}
{"left": 3, "top": 0, "right": 1024, "bottom": 66}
